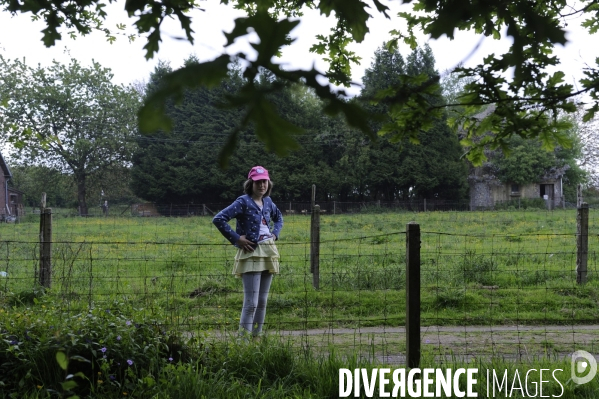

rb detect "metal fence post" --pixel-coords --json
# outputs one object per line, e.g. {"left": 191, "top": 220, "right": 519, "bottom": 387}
{"left": 406, "top": 222, "right": 420, "bottom": 368}
{"left": 39, "top": 207, "right": 52, "bottom": 288}
{"left": 577, "top": 203, "right": 589, "bottom": 284}
{"left": 310, "top": 204, "right": 320, "bottom": 289}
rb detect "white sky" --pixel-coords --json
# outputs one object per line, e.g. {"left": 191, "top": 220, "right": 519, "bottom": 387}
{"left": 0, "top": 0, "right": 598, "bottom": 97}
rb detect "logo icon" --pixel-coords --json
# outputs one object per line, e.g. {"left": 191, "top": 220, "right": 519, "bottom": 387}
{"left": 571, "top": 350, "right": 597, "bottom": 385}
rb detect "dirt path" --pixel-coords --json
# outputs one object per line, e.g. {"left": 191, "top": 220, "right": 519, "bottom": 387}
{"left": 198, "top": 325, "right": 599, "bottom": 364}
{"left": 274, "top": 324, "right": 599, "bottom": 336}
{"left": 270, "top": 325, "right": 599, "bottom": 363}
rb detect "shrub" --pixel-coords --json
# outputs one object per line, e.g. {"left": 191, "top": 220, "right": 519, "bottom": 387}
{"left": 0, "top": 297, "right": 193, "bottom": 398}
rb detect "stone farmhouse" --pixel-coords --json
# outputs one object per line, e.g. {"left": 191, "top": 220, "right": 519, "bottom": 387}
{"left": 464, "top": 105, "right": 567, "bottom": 210}
{"left": 469, "top": 162, "right": 567, "bottom": 210}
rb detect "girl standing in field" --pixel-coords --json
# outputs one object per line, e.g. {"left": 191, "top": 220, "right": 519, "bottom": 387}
{"left": 212, "top": 166, "right": 283, "bottom": 339}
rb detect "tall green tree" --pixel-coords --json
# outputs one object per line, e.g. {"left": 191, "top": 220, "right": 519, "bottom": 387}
{"left": 130, "top": 60, "right": 341, "bottom": 204}
{"left": 9, "top": 165, "right": 74, "bottom": 208}
{"left": 494, "top": 139, "right": 559, "bottom": 187}
{"left": 491, "top": 129, "right": 586, "bottom": 202}
{"left": 130, "top": 59, "right": 253, "bottom": 204}
{"left": 0, "top": 57, "right": 141, "bottom": 215}
{"left": 356, "top": 44, "right": 468, "bottom": 200}
{"left": 254, "top": 74, "right": 342, "bottom": 202}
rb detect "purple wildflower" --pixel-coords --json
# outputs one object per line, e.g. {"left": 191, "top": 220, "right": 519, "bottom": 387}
{"left": 116, "top": 336, "right": 121, "bottom": 341}
{"left": 101, "top": 347, "right": 107, "bottom": 353}
{"left": 126, "top": 321, "right": 131, "bottom": 326}
{"left": 168, "top": 357, "right": 173, "bottom": 362}
{"left": 127, "top": 359, "right": 133, "bottom": 366}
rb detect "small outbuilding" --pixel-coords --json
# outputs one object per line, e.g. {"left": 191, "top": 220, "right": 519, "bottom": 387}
{"left": 0, "top": 152, "right": 25, "bottom": 219}
{"left": 469, "top": 164, "right": 567, "bottom": 210}
{"left": 461, "top": 105, "right": 569, "bottom": 210}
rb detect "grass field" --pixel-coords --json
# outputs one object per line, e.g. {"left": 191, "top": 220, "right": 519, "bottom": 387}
{"left": 1, "top": 209, "right": 598, "bottom": 341}
{"left": 2, "top": 208, "right": 599, "bottom": 397}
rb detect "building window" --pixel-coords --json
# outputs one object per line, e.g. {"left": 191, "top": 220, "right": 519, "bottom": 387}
{"left": 511, "top": 184, "right": 520, "bottom": 194}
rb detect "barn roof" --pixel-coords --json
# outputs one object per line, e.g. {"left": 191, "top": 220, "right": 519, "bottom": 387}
{"left": 0, "top": 151, "right": 12, "bottom": 178}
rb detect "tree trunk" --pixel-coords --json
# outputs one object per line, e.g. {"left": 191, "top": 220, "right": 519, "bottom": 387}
{"left": 77, "top": 175, "right": 88, "bottom": 216}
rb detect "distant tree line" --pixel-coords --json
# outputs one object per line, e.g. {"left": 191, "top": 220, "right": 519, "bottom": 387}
{"left": 3, "top": 45, "right": 586, "bottom": 209}
{"left": 130, "top": 46, "right": 470, "bottom": 204}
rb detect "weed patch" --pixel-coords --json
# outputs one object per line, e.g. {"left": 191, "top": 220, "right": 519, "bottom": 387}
{"left": 456, "top": 251, "right": 498, "bottom": 286}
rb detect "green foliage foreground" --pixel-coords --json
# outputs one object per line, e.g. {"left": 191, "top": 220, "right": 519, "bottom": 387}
{"left": 4, "top": 0, "right": 598, "bottom": 167}
{"left": 0, "top": 299, "right": 341, "bottom": 398}
{"left": 1, "top": 301, "right": 599, "bottom": 398}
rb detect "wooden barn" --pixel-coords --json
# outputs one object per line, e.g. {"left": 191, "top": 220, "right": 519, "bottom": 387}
{"left": 0, "top": 152, "right": 24, "bottom": 219}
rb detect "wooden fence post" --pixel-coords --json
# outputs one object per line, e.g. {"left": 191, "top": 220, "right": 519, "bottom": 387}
{"left": 577, "top": 203, "right": 589, "bottom": 284}
{"left": 310, "top": 205, "right": 320, "bottom": 289}
{"left": 39, "top": 207, "right": 52, "bottom": 288}
{"left": 406, "top": 222, "right": 421, "bottom": 368}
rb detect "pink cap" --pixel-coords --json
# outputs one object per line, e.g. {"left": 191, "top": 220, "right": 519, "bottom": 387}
{"left": 248, "top": 166, "right": 270, "bottom": 181}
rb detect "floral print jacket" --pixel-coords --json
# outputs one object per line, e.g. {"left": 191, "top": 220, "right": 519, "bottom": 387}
{"left": 212, "top": 194, "right": 283, "bottom": 247}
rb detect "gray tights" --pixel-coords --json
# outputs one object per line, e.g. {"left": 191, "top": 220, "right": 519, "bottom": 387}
{"left": 239, "top": 271, "right": 273, "bottom": 336}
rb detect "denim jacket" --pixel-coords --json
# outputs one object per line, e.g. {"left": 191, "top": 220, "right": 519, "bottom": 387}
{"left": 212, "top": 194, "right": 283, "bottom": 247}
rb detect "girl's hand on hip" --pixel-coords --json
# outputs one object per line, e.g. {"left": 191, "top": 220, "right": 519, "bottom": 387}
{"left": 237, "top": 235, "right": 256, "bottom": 252}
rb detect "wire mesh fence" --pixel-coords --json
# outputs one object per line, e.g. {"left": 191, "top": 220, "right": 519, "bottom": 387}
{"left": 19, "top": 199, "right": 475, "bottom": 219}
{"left": 1, "top": 208, "right": 598, "bottom": 364}
{"left": 418, "top": 230, "right": 599, "bottom": 360}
